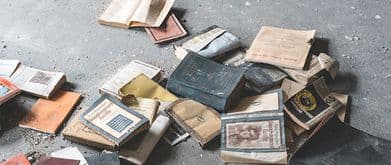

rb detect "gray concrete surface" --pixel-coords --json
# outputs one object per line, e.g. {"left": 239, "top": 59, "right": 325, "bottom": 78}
{"left": 0, "top": 0, "right": 390, "bottom": 164}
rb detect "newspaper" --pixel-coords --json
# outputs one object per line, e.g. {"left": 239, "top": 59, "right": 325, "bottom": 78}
{"left": 0, "top": 60, "right": 20, "bottom": 77}
{"left": 119, "top": 115, "right": 170, "bottom": 165}
{"left": 98, "top": 0, "right": 175, "bottom": 29}
{"left": 246, "top": 26, "right": 315, "bottom": 69}
{"left": 100, "top": 60, "right": 162, "bottom": 99}
{"left": 10, "top": 65, "right": 66, "bottom": 99}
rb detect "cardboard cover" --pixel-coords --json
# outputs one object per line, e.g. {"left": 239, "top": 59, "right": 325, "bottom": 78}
{"left": 145, "top": 13, "right": 187, "bottom": 43}
{"left": 165, "top": 99, "right": 221, "bottom": 147}
{"left": 246, "top": 26, "right": 315, "bottom": 69}
{"left": 19, "top": 91, "right": 81, "bottom": 134}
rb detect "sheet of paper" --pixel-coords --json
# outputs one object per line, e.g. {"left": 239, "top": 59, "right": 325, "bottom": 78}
{"left": 246, "top": 26, "right": 315, "bottom": 69}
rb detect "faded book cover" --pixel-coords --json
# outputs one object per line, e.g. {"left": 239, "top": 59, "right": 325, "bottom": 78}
{"left": 63, "top": 112, "right": 116, "bottom": 150}
{"left": 167, "top": 52, "right": 246, "bottom": 112}
{"left": 37, "top": 157, "right": 80, "bottom": 165}
{"left": 80, "top": 94, "right": 149, "bottom": 146}
{"left": 100, "top": 60, "right": 162, "bottom": 98}
{"left": 246, "top": 26, "right": 315, "bottom": 69}
{"left": 244, "top": 64, "right": 287, "bottom": 94}
{"left": 221, "top": 112, "right": 287, "bottom": 164}
{"left": 0, "top": 77, "right": 21, "bottom": 105}
{"left": 0, "top": 154, "right": 31, "bottom": 165}
{"left": 121, "top": 95, "right": 159, "bottom": 125}
{"left": 284, "top": 77, "right": 343, "bottom": 130}
{"left": 10, "top": 65, "right": 66, "bottom": 99}
{"left": 165, "top": 99, "right": 221, "bottom": 147}
{"left": 145, "top": 13, "right": 187, "bottom": 44}
{"left": 19, "top": 91, "right": 80, "bottom": 134}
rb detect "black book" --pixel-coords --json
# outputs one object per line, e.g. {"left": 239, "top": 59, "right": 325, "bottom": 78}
{"left": 86, "top": 152, "right": 120, "bottom": 165}
{"left": 167, "top": 52, "right": 246, "bottom": 112}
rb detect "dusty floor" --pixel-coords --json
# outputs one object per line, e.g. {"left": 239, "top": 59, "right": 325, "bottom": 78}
{"left": 0, "top": 0, "right": 390, "bottom": 164}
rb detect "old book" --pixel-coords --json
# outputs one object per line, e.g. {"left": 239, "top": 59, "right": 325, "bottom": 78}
{"left": 119, "top": 74, "right": 178, "bottom": 102}
{"left": 0, "top": 60, "right": 20, "bottom": 77}
{"left": 246, "top": 26, "right": 315, "bottom": 69}
{"left": 165, "top": 99, "right": 221, "bottom": 147}
{"left": 19, "top": 91, "right": 81, "bottom": 134}
{"left": 119, "top": 115, "right": 170, "bottom": 165}
{"left": 284, "top": 77, "right": 343, "bottom": 130}
{"left": 0, "top": 154, "right": 30, "bottom": 165}
{"left": 244, "top": 64, "right": 288, "bottom": 94}
{"left": 121, "top": 95, "right": 159, "bottom": 125}
{"left": 80, "top": 94, "right": 149, "bottom": 146}
{"left": 221, "top": 89, "right": 287, "bottom": 164}
{"left": 50, "top": 147, "right": 87, "bottom": 165}
{"left": 145, "top": 13, "right": 187, "bottom": 43}
{"left": 37, "top": 157, "right": 80, "bottom": 165}
{"left": 221, "top": 113, "right": 287, "bottom": 164}
{"left": 289, "top": 115, "right": 391, "bottom": 165}
{"left": 175, "top": 26, "right": 241, "bottom": 60}
{"left": 163, "top": 120, "right": 190, "bottom": 146}
{"left": 281, "top": 78, "right": 306, "bottom": 101}
{"left": 0, "top": 77, "right": 21, "bottom": 106}
{"left": 63, "top": 112, "right": 116, "bottom": 150}
{"left": 280, "top": 53, "right": 339, "bottom": 85}
{"left": 85, "top": 152, "right": 120, "bottom": 165}
{"left": 100, "top": 60, "right": 162, "bottom": 99}
{"left": 98, "top": 0, "right": 175, "bottom": 29}
{"left": 167, "top": 52, "right": 246, "bottom": 112}
{"left": 10, "top": 65, "right": 66, "bottom": 99}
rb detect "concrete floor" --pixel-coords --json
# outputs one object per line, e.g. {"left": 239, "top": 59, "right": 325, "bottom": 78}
{"left": 0, "top": 0, "right": 390, "bottom": 164}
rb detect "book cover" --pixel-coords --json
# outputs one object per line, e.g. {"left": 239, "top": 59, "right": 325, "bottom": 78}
{"left": 167, "top": 52, "right": 246, "bottom": 112}
{"left": 244, "top": 64, "right": 287, "bottom": 94}
{"left": 86, "top": 152, "right": 120, "bottom": 165}
{"left": 50, "top": 147, "right": 87, "bottom": 165}
{"left": 145, "top": 13, "right": 187, "bottom": 44}
{"left": 79, "top": 94, "right": 149, "bottom": 146}
{"left": 0, "top": 77, "right": 21, "bottom": 106}
{"left": 0, "top": 154, "right": 30, "bottom": 165}
{"left": 37, "top": 157, "right": 80, "bottom": 165}
{"left": 246, "top": 26, "right": 315, "bottom": 69}
{"left": 19, "top": 91, "right": 81, "bottom": 134}
{"left": 0, "top": 59, "right": 20, "bottom": 78}
{"left": 165, "top": 99, "right": 221, "bottom": 147}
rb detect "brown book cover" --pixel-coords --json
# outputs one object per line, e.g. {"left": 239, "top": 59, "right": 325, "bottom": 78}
{"left": 0, "top": 154, "right": 30, "bottom": 165}
{"left": 37, "top": 156, "right": 79, "bottom": 165}
{"left": 246, "top": 26, "right": 315, "bottom": 69}
{"left": 145, "top": 13, "right": 187, "bottom": 44}
{"left": 0, "top": 77, "right": 21, "bottom": 105}
{"left": 19, "top": 91, "right": 81, "bottom": 134}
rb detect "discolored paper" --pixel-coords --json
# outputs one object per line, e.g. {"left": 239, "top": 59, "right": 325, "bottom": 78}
{"left": 246, "top": 26, "right": 315, "bottom": 69}
{"left": 0, "top": 59, "right": 20, "bottom": 78}
{"left": 121, "top": 95, "right": 159, "bottom": 124}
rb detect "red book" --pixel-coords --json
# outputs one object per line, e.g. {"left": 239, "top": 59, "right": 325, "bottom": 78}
{"left": 145, "top": 13, "right": 187, "bottom": 43}
{"left": 0, "top": 154, "right": 30, "bottom": 165}
{"left": 0, "top": 77, "right": 21, "bottom": 106}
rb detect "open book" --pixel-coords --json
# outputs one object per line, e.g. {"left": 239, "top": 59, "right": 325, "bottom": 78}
{"left": 0, "top": 77, "right": 21, "bottom": 106}
{"left": 10, "top": 65, "right": 66, "bottom": 99}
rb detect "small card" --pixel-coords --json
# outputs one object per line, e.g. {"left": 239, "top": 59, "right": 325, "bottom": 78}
{"left": 145, "top": 13, "right": 187, "bottom": 43}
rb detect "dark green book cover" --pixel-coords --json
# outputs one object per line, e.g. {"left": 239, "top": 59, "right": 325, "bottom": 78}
{"left": 167, "top": 52, "right": 245, "bottom": 112}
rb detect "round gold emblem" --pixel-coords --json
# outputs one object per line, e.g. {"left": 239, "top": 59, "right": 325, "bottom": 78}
{"left": 293, "top": 90, "right": 317, "bottom": 111}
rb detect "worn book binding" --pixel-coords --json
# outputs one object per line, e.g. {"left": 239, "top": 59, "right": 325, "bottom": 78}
{"left": 119, "top": 115, "right": 170, "bottom": 165}
{"left": 100, "top": 60, "right": 162, "bottom": 98}
{"left": 63, "top": 112, "right": 116, "bottom": 150}
{"left": 0, "top": 77, "right": 21, "bottom": 106}
{"left": 175, "top": 26, "right": 240, "bottom": 60}
{"left": 167, "top": 52, "right": 246, "bottom": 112}
{"left": 50, "top": 147, "right": 87, "bottom": 165}
{"left": 98, "top": 0, "right": 175, "bottom": 29}
{"left": 221, "top": 89, "right": 287, "bottom": 164}
{"left": 85, "top": 152, "right": 120, "bottom": 165}
{"left": 165, "top": 99, "right": 221, "bottom": 148}
{"left": 0, "top": 59, "right": 20, "bottom": 78}
{"left": 246, "top": 26, "right": 315, "bottom": 69}
{"left": 19, "top": 91, "right": 81, "bottom": 134}
{"left": 119, "top": 74, "right": 178, "bottom": 102}
{"left": 10, "top": 65, "right": 66, "bottom": 99}
{"left": 284, "top": 77, "right": 343, "bottom": 130}
{"left": 145, "top": 13, "right": 187, "bottom": 44}
{"left": 281, "top": 53, "right": 339, "bottom": 85}
{"left": 80, "top": 94, "right": 149, "bottom": 146}
{"left": 121, "top": 95, "right": 159, "bottom": 125}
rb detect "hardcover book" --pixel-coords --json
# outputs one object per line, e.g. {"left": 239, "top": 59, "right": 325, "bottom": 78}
{"left": 284, "top": 77, "right": 343, "bottom": 130}
{"left": 100, "top": 60, "right": 162, "bottom": 99}
{"left": 145, "top": 13, "right": 187, "bottom": 44}
{"left": 221, "top": 89, "right": 287, "bottom": 164}
{"left": 244, "top": 64, "right": 287, "bottom": 94}
{"left": 119, "top": 74, "right": 178, "bottom": 102}
{"left": 167, "top": 52, "right": 246, "bottom": 112}
{"left": 98, "top": 0, "right": 175, "bottom": 28}
{"left": 10, "top": 65, "right": 66, "bottom": 99}
{"left": 0, "top": 77, "right": 21, "bottom": 106}
{"left": 280, "top": 53, "right": 339, "bottom": 85}
{"left": 246, "top": 26, "right": 315, "bottom": 69}
{"left": 63, "top": 112, "right": 116, "bottom": 150}
{"left": 19, "top": 91, "right": 81, "bottom": 134}
{"left": 79, "top": 94, "right": 149, "bottom": 146}
{"left": 165, "top": 99, "right": 221, "bottom": 147}
{"left": 175, "top": 26, "right": 240, "bottom": 60}
{"left": 85, "top": 152, "right": 120, "bottom": 165}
